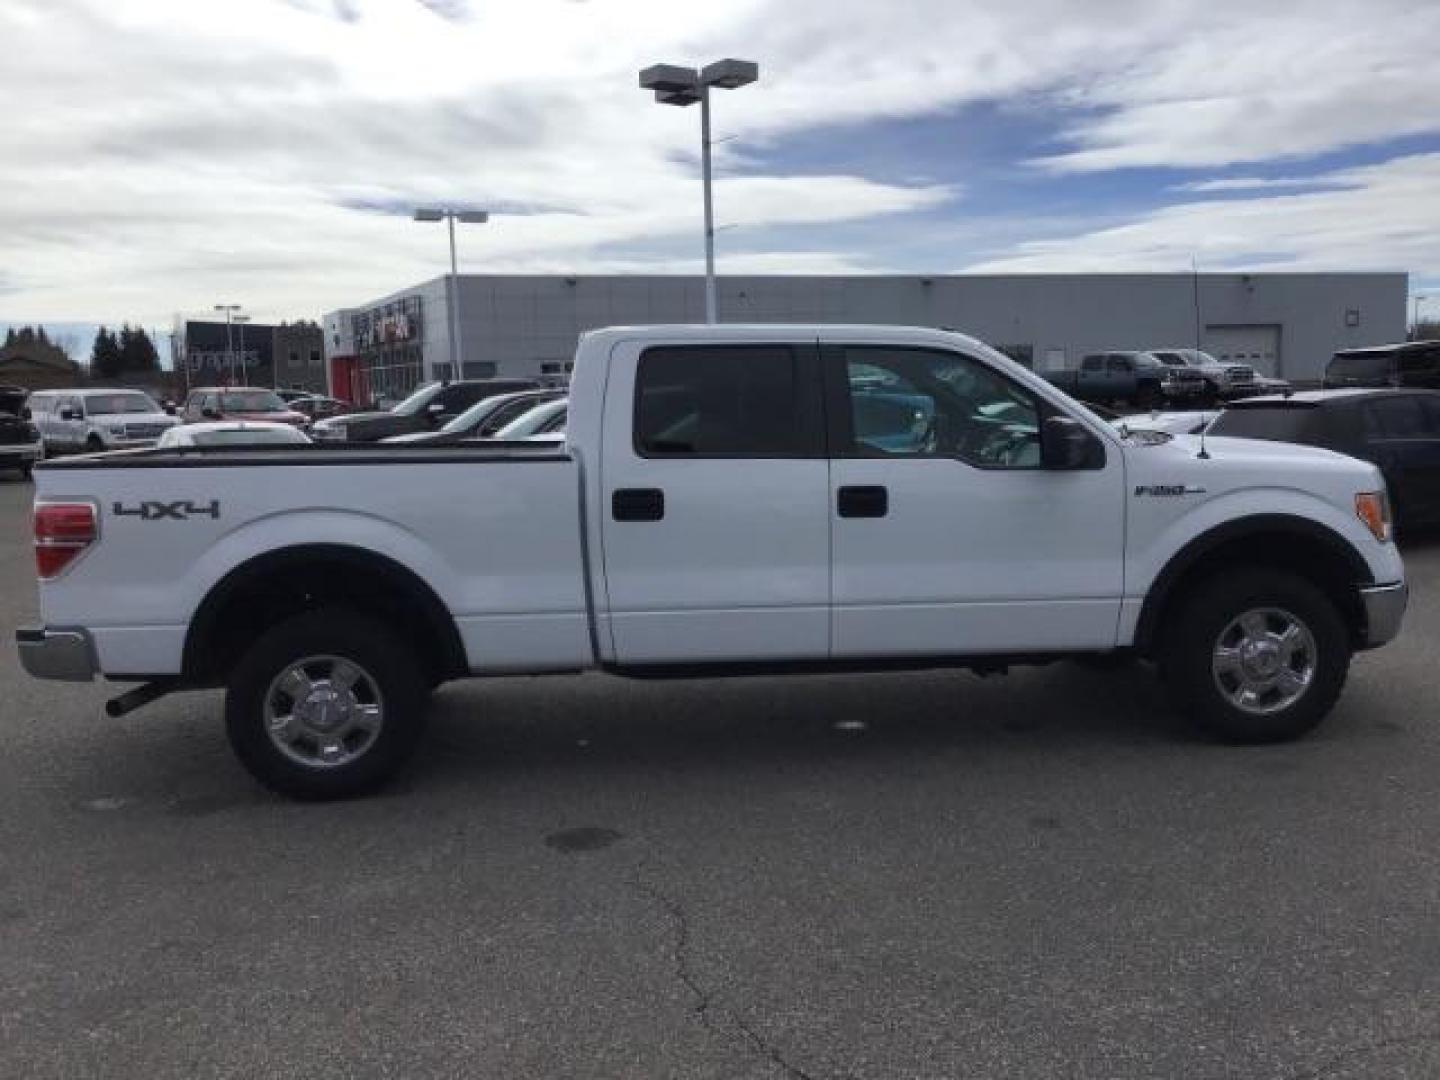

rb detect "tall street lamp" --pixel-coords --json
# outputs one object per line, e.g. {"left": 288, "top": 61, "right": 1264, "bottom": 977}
{"left": 232, "top": 313, "right": 252, "bottom": 386}
{"left": 214, "top": 304, "right": 242, "bottom": 386}
{"left": 414, "top": 208, "right": 489, "bottom": 381}
{"left": 639, "top": 58, "right": 759, "bottom": 324}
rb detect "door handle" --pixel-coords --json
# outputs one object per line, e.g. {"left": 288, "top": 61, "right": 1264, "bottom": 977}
{"left": 837, "top": 485, "right": 888, "bottom": 518}
{"left": 612, "top": 488, "right": 665, "bottom": 522}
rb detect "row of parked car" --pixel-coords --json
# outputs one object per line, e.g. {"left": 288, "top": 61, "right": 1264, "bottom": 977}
{"left": 0, "top": 376, "right": 576, "bottom": 477}
{"left": 1043, "top": 347, "right": 1292, "bottom": 410}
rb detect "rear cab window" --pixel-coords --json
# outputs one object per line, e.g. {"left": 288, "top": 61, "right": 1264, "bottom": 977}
{"left": 633, "top": 345, "right": 820, "bottom": 457}
{"left": 1328, "top": 351, "right": 1394, "bottom": 382}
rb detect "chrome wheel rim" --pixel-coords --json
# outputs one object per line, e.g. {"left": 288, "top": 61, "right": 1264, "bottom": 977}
{"left": 1211, "top": 608, "right": 1316, "bottom": 716}
{"left": 263, "top": 655, "right": 384, "bottom": 769}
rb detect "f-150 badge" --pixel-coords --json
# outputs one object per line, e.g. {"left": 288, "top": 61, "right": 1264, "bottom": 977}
{"left": 1133, "top": 485, "right": 1207, "bottom": 497}
{"left": 112, "top": 500, "right": 221, "bottom": 521}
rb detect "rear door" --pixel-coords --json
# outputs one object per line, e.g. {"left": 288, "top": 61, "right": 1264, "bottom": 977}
{"left": 1361, "top": 395, "right": 1440, "bottom": 523}
{"left": 599, "top": 336, "right": 831, "bottom": 664}
{"left": 823, "top": 339, "right": 1125, "bottom": 656}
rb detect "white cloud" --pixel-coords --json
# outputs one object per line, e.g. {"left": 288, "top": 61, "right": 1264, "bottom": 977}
{"left": 1171, "top": 176, "right": 1351, "bottom": 193}
{"left": 0, "top": 0, "right": 1437, "bottom": 323}
{"left": 969, "top": 152, "right": 1440, "bottom": 274}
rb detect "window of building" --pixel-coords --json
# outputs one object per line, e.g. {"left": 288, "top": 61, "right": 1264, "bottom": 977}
{"left": 634, "top": 345, "right": 815, "bottom": 457}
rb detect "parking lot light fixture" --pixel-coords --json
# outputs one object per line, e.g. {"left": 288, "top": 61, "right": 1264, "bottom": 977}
{"left": 414, "top": 208, "right": 490, "bottom": 380}
{"left": 213, "top": 304, "right": 242, "bottom": 386}
{"left": 639, "top": 58, "right": 760, "bottom": 324}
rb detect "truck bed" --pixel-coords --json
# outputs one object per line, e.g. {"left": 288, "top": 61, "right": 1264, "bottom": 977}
{"left": 33, "top": 441, "right": 592, "bottom": 678}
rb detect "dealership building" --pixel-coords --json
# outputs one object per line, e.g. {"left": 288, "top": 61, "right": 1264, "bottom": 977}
{"left": 323, "top": 272, "right": 1407, "bottom": 402}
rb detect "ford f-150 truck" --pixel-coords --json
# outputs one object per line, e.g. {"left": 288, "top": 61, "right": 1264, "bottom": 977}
{"left": 18, "top": 325, "right": 1408, "bottom": 799}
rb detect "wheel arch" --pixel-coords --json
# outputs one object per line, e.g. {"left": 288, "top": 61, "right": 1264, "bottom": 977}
{"left": 1134, "top": 514, "right": 1374, "bottom": 654}
{"left": 182, "top": 543, "right": 467, "bottom": 687}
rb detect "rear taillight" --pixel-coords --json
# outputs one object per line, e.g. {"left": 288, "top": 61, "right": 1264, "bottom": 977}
{"left": 34, "top": 502, "right": 98, "bottom": 579}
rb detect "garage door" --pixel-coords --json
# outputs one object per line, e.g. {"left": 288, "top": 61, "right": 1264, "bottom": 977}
{"left": 1203, "top": 324, "right": 1282, "bottom": 376}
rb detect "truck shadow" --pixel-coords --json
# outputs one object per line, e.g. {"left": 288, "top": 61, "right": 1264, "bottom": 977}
{"left": 404, "top": 661, "right": 1198, "bottom": 791}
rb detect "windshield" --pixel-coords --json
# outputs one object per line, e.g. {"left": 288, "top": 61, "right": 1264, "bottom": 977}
{"left": 1209, "top": 406, "right": 1320, "bottom": 443}
{"left": 439, "top": 394, "right": 508, "bottom": 434}
{"left": 84, "top": 392, "right": 159, "bottom": 415}
{"left": 392, "top": 382, "right": 442, "bottom": 416}
{"left": 220, "top": 390, "right": 286, "bottom": 412}
{"left": 494, "top": 398, "right": 567, "bottom": 439}
{"left": 1328, "top": 352, "right": 1394, "bottom": 381}
{"left": 191, "top": 427, "right": 308, "bottom": 446}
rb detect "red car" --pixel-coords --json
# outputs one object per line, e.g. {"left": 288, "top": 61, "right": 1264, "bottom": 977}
{"left": 181, "top": 387, "right": 308, "bottom": 428}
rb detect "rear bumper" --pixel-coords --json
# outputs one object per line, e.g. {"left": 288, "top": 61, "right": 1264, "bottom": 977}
{"left": 1359, "top": 582, "right": 1408, "bottom": 649}
{"left": 16, "top": 626, "right": 98, "bottom": 682}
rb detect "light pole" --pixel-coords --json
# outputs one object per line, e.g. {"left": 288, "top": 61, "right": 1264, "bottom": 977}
{"left": 214, "top": 304, "right": 241, "bottom": 386}
{"left": 233, "top": 314, "right": 252, "bottom": 386}
{"left": 414, "top": 208, "right": 489, "bottom": 381}
{"left": 639, "top": 58, "right": 759, "bottom": 324}
{"left": 1413, "top": 294, "right": 1429, "bottom": 339}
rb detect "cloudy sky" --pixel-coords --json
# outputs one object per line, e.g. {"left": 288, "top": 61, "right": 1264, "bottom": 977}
{"left": 2, "top": 0, "right": 1438, "bottom": 337}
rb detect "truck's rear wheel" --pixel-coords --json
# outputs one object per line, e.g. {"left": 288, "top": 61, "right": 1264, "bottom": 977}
{"left": 1135, "top": 383, "right": 1163, "bottom": 411}
{"left": 225, "top": 610, "right": 428, "bottom": 799}
{"left": 1160, "top": 569, "right": 1350, "bottom": 743}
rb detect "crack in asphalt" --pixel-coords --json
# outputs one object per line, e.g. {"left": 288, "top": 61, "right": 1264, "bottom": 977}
{"left": 626, "top": 869, "right": 820, "bottom": 1080}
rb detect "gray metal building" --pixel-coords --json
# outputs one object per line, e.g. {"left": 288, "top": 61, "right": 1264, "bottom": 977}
{"left": 325, "top": 272, "right": 1406, "bottom": 399}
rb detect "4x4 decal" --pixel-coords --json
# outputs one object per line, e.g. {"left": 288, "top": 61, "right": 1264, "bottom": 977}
{"left": 112, "top": 500, "right": 220, "bottom": 521}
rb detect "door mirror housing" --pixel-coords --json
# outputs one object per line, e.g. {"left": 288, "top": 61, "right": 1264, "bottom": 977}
{"left": 201, "top": 407, "right": 221, "bottom": 420}
{"left": 60, "top": 407, "right": 78, "bottom": 421}
{"left": 163, "top": 404, "right": 177, "bottom": 416}
{"left": 20, "top": 406, "right": 32, "bottom": 420}
{"left": 1041, "top": 415, "right": 1097, "bottom": 470}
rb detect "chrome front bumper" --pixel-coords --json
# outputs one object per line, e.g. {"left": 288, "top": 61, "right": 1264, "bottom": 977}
{"left": 16, "top": 626, "right": 98, "bottom": 682}
{"left": 1359, "top": 582, "right": 1408, "bottom": 649}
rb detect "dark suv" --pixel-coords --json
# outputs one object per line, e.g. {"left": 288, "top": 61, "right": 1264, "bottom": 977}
{"left": 1324, "top": 341, "right": 1440, "bottom": 391}
{"left": 0, "top": 385, "right": 44, "bottom": 479}
{"left": 310, "top": 379, "right": 542, "bottom": 442}
{"left": 1209, "top": 388, "right": 1440, "bottom": 530}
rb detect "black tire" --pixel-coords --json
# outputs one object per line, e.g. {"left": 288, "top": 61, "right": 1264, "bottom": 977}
{"left": 85, "top": 435, "right": 104, "bottom": 453}
{"left": 225, "top": 609, "right": 429, "bottom": 799}
{"left": 1159, "top": 568, "right": 1350, "bottom": 743}
{"left": 1135, "top": 383, "right": 1163, "bottom": 411}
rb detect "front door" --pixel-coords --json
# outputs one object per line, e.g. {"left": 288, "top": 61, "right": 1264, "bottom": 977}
{"left": 599, "top": 337, "right": 831, "bottom": 664}
{"left": 824, "top": 340, "right": 1126, "bottom": 657}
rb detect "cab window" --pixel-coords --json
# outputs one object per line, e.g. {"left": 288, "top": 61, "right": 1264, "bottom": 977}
{"left": 830, "top": 346, "right": 1041, "bottom": 468}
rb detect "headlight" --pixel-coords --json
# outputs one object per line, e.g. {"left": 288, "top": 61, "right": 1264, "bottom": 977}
{"left": 1355, "top": 491, "right": 1393, "bottom": 543}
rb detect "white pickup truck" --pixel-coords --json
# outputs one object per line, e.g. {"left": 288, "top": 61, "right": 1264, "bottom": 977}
{"left": 18, "top": 325, "right": 1408, "bottom": 799}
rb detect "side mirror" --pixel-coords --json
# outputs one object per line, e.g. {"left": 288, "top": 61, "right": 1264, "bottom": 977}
{"left": 1041, "top": 415, "right": 1095, "bottom": 470}
{"left": 20, "top": 406, "right": 32, "bottom": 420}
{"left": 202, "top": 407, "right": 220, "bottom": 420}
{"left": 60, "top": 407, "right": 77, "bottom": 421}
{"left": 164, "top": 404, "right": 177, "bottom": 416}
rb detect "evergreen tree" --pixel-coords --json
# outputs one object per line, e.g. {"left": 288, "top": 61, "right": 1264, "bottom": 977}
{"left": 118, "top": 324, "right": 160, "bottom": 372}
{"left": 91, "top": 326, "right": 122, "bottom": 380}
{"left": 3, "top": 328, "right": 15, "bottom": 349}
{"left": 36, "top": 326, "right": 50, "bottom": 346}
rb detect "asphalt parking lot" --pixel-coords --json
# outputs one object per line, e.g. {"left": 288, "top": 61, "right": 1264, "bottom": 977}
{"left": 2, "top": 476, "right": 1439, "bottom": 1079}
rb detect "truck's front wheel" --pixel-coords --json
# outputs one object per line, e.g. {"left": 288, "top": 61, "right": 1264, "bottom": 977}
{"left": 1160, "top": 569, "right": 1350, "bottom": 743}
{"left": 226, "top": 610, "right": 429, "bottom": 799}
